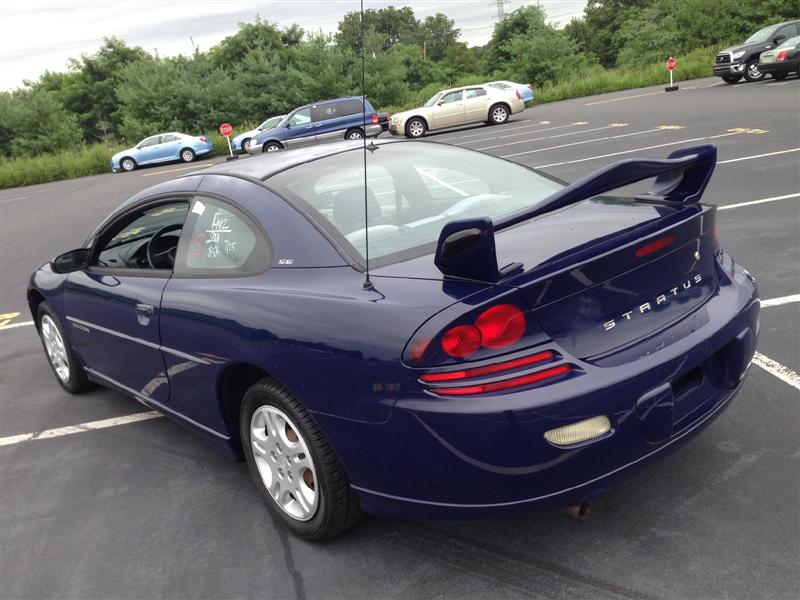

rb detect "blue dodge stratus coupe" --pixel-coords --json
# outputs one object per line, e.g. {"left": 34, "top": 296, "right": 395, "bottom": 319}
{"left": 30, "top": 140, "right": 759, "bottom": 539}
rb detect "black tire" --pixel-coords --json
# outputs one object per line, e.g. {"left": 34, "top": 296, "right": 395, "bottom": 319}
{"left": 241, "top": 378, "right": 363, "bottom": 540}
{"left": 744, "top": 60, "right": 765, "bottom": 82}
{"left": 241, "top": 138, "right": 252, "bottom": 152}
{"left": 120, "top": 157, "right": 137, "bottom": 172}
{"left": 722, "top": 74, "right": 742, "bottom": 84}
{"left": 180, "top": 148, "right": 196, "bottom": 163}
{"left": 488, "top": 103, "right": 510, "bottom": 125}
{"left": 772, "top": 72, "right": 787, "bottom": 81}
{"left": 37, "top": 303, "right": 89, "bottom": 394}
{"left": 405, "top": 117, "right": 427, "bottom": 138}
{"left": 345, "top": 128, "right": 364, "bottom": 140}
{"left": 263, "top": 141, "right": 283, "bottom": 153}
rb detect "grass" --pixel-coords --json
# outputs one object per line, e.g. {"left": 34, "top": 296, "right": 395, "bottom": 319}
{"left": 2, "top": 48, "right": 719, "bottom": 189}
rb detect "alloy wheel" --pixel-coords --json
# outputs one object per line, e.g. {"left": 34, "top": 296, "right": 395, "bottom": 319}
{"left": 492, "top": 106, "right": 508, "bottom": 123}
{"left": 41, "top": 315, "right": 70, "bottom": 383}
{"left": 408, "top": 121, "right": 425, "bottom": 137}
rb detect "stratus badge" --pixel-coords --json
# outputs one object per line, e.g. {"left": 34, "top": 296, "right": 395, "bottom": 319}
{"left": 603, "top": 274, "right": 704, "bottom": 331}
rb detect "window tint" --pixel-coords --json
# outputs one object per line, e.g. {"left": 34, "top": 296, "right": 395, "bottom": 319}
{"left": 440, "top": 91, "right": 463, "bottom": 104}
{"left": 288, "top": 108, "right": 311, "bottom": 126}
{"left": 489, "top": 82, "right": 511, "bottom": 90}
{"left": 339, "top": 99, "right": 365, "bottom": 115}
{"left": 311, "top": 103, "right": 339, "bottom": 122}
{"left": 778, "top": 23, "right": 798, "bottom": 38}
{"left": 94, "top": 202, "right": 189, "bottom": 270}
{"left": 465, "top": 88, "right": 487, "bottom": 99}
{"left": 178, "top": 198, "right": 270, "bottom": 274}
{"left": 138, "top": 136, "right": 160, "bottom": 148}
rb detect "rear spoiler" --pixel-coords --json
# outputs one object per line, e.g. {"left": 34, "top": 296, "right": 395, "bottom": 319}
{"left": 434, "top": 144, "right": 717, "bottom": 282}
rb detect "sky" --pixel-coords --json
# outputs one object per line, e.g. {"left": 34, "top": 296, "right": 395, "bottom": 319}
{"left": 0, "top": 0, "right": 588, "bottom": 91}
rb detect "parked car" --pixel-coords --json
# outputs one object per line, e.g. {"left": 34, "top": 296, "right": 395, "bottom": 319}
{"left": 714, "top": 20, "right": 800, "bottom": 83}
{"left": 231, "top": 115, "right": 286, "bottom": 154}
{"left": 389, "top": 84, "right": 525, "bottom": 138}
{"left": 758, "top": 35, "right": 800, "bottom": 80}
{"left": 30, "top": 138, "right": 759, "bottom": 540}
{"left": 248, "top": 97, "right": 382, "bottom": 154}
{"left": 111, "top": 132, "right": 213, "bottom": 172}
{"left": 487, "top": 80, "right": 535, "bottom": 103}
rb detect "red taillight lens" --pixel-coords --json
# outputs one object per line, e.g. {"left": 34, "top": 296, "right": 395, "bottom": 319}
{"left": 371, "top": 114, "right": 379, "bottom": 125}
{"left": 441, "top": 325, "right": 482, "bottom": 358}
{"left": 515, "top": 90, "right": 523, "bottom": 99}
{"left": 433, "top": 364, "right": 572, "bottom": 396}
{"left": 475, "top": 304, "right": 526, "bottom": 349}
{"left": 199, "top": 136, "right": 208, "bottom": 142}
{"left": 635, "top": 235, "right": 676, "bottom": 258}
{"left": 421, "top": 350, "right": 554, "bottom": 382}
{"left": 776, "top": 51, "right": 788, "bottom": 61}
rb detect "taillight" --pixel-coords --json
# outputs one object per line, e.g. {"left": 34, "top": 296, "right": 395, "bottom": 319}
{"left": 635, "top": 235, "right": 676, "bottom": 258}
{"left": 421, "top": 350, "right": 554, "bottom": 382}
{"left": 526, "top": 84, "right": 532, "bottom": 89}
{"left": 441, "top": 304, "right": 526, "bottom": 358}
{"left": 432, "top": 364, "right": 572, "bottom": 396}
{"left": 777, "top": 50, "right": 788, "bottom": 61}
{"left": 515, "top": 90, "right": 523, "bottom": 100}
{"left": 199, "top": 136, "right": 208, "bottom": 142}
{"left": 371, "top": 114, "right": 379, "bottom": 125}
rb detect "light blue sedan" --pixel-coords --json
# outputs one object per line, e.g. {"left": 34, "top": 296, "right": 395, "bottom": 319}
{"left": 111, "top": 132, "right": 214, "bottom": 172}
{"left": 487, "top": 80, "right": 535, "bottom": 104}
{"left": 231, "top": 115, "right": 286, "bottom": 154}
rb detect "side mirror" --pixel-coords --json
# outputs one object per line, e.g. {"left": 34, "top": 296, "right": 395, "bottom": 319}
{"left": 51, "top": 248, "right": 90, "bottom": 274}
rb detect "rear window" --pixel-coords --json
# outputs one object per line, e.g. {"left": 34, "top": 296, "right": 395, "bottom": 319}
{"left": 266, "top": 143, "right": 562, "bottom": 267}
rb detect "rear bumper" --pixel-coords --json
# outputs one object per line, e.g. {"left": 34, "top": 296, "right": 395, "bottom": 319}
{"left": 321, "top": 254, "right": 760, "bottom": 519}
{"left": 758, "top": 60, "right": 799, "bottom": 75}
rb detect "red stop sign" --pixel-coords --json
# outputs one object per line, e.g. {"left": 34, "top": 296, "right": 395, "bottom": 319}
{"left": 219, "top": 123, "right": 233, "bottom": 136}
{"left": 666, "top": 57, "right": 677, "bottom": 71}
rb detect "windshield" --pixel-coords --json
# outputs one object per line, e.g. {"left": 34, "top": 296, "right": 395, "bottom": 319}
{"left": 259, "top": 116, "right": 284, "bottom": 130}
{"left": 778, "top": 35, "right": 800, "bottom": 49}
{"left": 745, "top": 25, "right": 779, "bottom": 44}
{"left": 423, "top": 93, "right": 443, "bottom": 107}
{"left": 266, "top": 142, "right": 563, "bottom": 267}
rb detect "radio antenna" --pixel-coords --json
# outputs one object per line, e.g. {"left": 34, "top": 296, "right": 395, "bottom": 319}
{"left": 360, "top": 0, "right": 373, "bottom": 290}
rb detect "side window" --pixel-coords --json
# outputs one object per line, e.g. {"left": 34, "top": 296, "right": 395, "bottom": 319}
{"left": 288, "top": 108, "right": 311, "bottom": 127}
{"left": 177, "top": 197, "right": 271, "bottom": 275}
{"left": 465, "top": 88, "right": 487, "bottom": 99}
{"left": 339, "top": 99, "right": 364, "bottom": 116}
{"left": 311, "top": 103, "right": 340, "bottom": 122}
{"left": 138, "top": 136, "right": 160, "bottom": 148}
{"left": 160, "top": 134, "right": 178, "bottom": 143}
{"left": 94, "top": 202, "right": 189, "bottom": 271}
{"left": 779, "top": 23, "right": 798, "bottom": 38}
{"left": 439, "top": 91, "right": 463, "bottom": 104}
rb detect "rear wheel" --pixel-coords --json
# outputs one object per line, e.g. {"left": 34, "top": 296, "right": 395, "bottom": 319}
{"left": 241, "top": 379, "right": 363, "bottom": 540}
{"left": 405, "top": 118, "right": 426, "bottom": 138}
{"left": 263, "top": 141, "right": 283, "bottom": 153}
{"left": 120, "top": 157, "right": 136, "bottom": 172}
{"left": 37, "top": 303, "right": 89, "bottom": 394}
{"left": 772, "top": 72, "right": 787, "bottom": 81}
{"left": 489, "top": 103, "right": 510, "bottom": 125}
{"left": 345, "top": 128, "right": 364, "bottom": 140}
{"left": 180, "top": 148, "right": 196, "bottom": 163}
{"left": 721, "top": 74, "right": 742, "bottom": 84}
{"left": 744, "top": 61, "right": 765, "bottom": 82}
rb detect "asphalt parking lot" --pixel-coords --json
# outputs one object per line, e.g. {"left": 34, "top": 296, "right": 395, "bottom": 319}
{"left": 1, "top": 76, "right": 798, "bottom": 599}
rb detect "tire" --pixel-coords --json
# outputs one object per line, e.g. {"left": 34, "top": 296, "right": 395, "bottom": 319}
{"left": 488, "top": 103, "right": 510, "bottom": 125}
{"left": 180, "top": 148, "right": 196, "bottom": 163}
{"left": 722, "top": 74, "right": 742, "bottom": 84}
{"left": 405, "top": 117, "right": 426, "bottom": 138}
{"left": 263, "top": 141, "right": 283, "bottom": 153}
{"left": 120, "top": 157, "right": 136, "bottom": 172}
{"left": 241, "top": 379, "right": 363, "bottom": 540}
{"left": 345, "top": 128, "right": 364, "bottom": 140}
{"left": 744, "top": 60, "right": 765, "bottom": 82}
{"left": 242, "top": 138, "right": 252, "bottom": 152}
{"left": 37, "top": 303, "right": 89, "bottom": 394}
{"left": 772, "top": 72, "right": 787, "bottom": 81}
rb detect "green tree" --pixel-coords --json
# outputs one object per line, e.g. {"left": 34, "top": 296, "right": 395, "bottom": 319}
{"left": 420, "top": 13, "right": 460, "bottom": 61}
{"left": 1, "top": 88, "right": 83, "bottom": 157}
{"left": 336, "top": 6, "right": 419, "bottom": 52}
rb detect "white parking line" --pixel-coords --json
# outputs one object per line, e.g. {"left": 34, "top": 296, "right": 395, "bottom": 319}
{"left": 752, "top": 352, "right": 800, "bottom": 391}
{"left": 718, "top": 148, "right": 800, "bottom": 164}
{"left": 438, "top": 120, "right": 556, "bottom": 142}
{"left": 461, "top": 122, "right": 591, "bottom": 145}
{"left": 761, "top": 294, "right": 800, "bottom": 308}
{"left": 0, "top": 320, "right": 34, "bottom": 331}
{"left": 475, "top": 124, "right": 626, "bottom": 151}
{"left": 0, "top": 187, "right": 58, "bottom": 205}
{"left": 585, "top": 90, "right": 664, "bottom": 106}
{"left": 0, "top": 411, "right": 163, "bottom": 447}
{"left": 534, "top": 136, "right": 707, "bottom": 167}
{"left": 718, "top": 193, "right": 800, "bottom": 211}
{"left": 141, "top": 163, "right": 214, "bottom": 177}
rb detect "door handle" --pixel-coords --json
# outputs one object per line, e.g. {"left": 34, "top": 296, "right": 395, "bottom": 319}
{"left": 135, "top": 303, "right": 155, "bottom": 326}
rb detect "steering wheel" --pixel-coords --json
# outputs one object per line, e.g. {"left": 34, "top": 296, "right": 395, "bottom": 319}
{"left": 146, "top": 223, "right": 183, "bottom": 270}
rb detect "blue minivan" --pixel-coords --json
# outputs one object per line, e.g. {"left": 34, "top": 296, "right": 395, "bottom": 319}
{"left": 248, "top": 96, "right": 382, "bottom": 154}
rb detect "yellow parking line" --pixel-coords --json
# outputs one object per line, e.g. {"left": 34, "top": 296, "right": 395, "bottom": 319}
{"left": 0, "top": 312, "right": 21, "bottom": 327}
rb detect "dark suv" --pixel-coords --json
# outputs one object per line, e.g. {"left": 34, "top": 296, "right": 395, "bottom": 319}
{"left": 249, "top": 96, "right": 382, "bottom": 154}
{"left": 714, "top": 20, "right": 800, "bottom": 83}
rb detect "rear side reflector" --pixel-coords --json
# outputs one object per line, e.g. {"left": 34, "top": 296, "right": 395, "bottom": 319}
{"left": 544, "top": 415, "right": 611, "bottom": 446}
{"left": 421, "top": 350, "right": 554, "bottom": 382}
{"left": 431, "top": 364, "right": 571, "bottom": 396}
{"left": 635, "top": 234, "right": 676, "bottom": 258}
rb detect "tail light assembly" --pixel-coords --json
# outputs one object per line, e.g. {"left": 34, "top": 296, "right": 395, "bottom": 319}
{"left": 199, "top": 136, "right": 208, "bottom": 142}
{"left": 776, "top": 50, "right": 788, "bottom": 61}
{"left": 515, "top": 90, "right": 523, "bottom": 100}
{"left": 371, "top": 114, "right": 379, "bottom": 125}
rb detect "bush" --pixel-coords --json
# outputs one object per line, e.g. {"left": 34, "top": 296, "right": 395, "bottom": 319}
{"left": 0, "top": 144, "right": 117, "bottom": 189}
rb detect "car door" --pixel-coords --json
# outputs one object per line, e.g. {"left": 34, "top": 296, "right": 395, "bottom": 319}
{"left": 158, "top": 134, "right": 182, "bottom": 161}
{"left": 63, "top": 200, "right": 190, "bottom": 403}
{"left": 283, "top": 108, "right": 316, "bottom": 149}
{"left": 312, "top": 101, "right": 346, "bottom": 143}
{"left": 463, "top": 88, "right": 491, "bottom": 123}
{"left": 431, "top": 90, "right": 466, "bottom": 129}
{"left": 135, "top": 136, "right": 162, "bottom": 164}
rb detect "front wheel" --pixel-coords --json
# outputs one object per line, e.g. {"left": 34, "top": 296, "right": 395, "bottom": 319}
{"left": 744, "top": 61, "right": 765, "bottom": 82}
{"left": 37, "top": 303, "right": 89, "bottom": 394}
{"left": 405, "top": 118, "right": 426, "bottom": 138}
{"left": 345, "top": 128, "right": 364, "bottom": 140}
{"left": 120, "top": 157, "right": 136, "bottom": 172}
{"left": 722, "top": 74, "right": 742, "bottom": 84}
{"left": 180, "top": 148, "right": 196, "bottom": 163}
{"left": 241, "top": 379, "right": 363, "bottom": 540}
{"left": 489, "top": 103, "right": 510, "bottom": 125}
{"left": 242, "top": 138, "right": 252, "bottom": 152}
{"left": 263, "top": 141, "right": 283, "bottom": 153}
